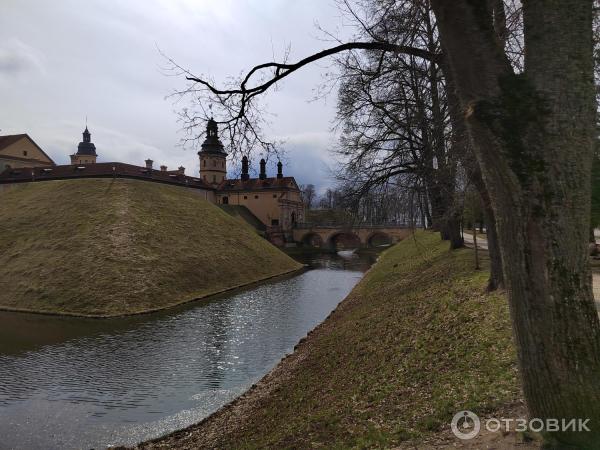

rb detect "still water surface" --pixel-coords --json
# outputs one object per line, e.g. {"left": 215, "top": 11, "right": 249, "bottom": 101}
{"left": 0, "top": 252, "right": 374, "bottom": 450}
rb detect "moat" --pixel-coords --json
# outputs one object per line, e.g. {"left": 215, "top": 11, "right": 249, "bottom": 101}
{"left": 0, "top": 251, "right": 376, "bottom": 450}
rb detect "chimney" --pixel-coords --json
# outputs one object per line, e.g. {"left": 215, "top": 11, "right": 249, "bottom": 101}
{"left": 241, "top": 156, "right": 249, "bottom": 181}
{"left": 160, "top": 165, "right": 167, "bottom": 172}
{"left": 145, "top": 159, "right": 153, "bottom": 170}
{"left": 259, "top": 158, "right": 266, "bottom": 180}
{"left": 277, "top": 161, "right": 283, "bottom": 179}
{"left": 178, "top": 166, "right": 185, "bottom": 175}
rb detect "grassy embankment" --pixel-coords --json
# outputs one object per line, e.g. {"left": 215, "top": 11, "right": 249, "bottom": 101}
{"left": 141, "top": 231, "right": 522, "bottom": 449}
{"left": 0, "top": 179, "right": 301, "bottom": 317}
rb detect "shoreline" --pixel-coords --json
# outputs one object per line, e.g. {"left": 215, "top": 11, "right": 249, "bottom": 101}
{"left": 131, "top": 257, "right": 378, "bottom": 449}
{"left": 0, "top": 265, "right": 305, "bottom": 320}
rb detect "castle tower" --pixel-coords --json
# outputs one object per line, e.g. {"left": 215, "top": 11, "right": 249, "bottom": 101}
{"left": 70, "top": 126, "right": 97, "bottom": 164}
{"left": 198, "top": 118, "right": 227, "bottom": 184}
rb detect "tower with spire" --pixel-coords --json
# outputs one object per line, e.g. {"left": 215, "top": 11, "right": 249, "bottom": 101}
{"left": 198, "top": 118, "right": 227, "bottom": 184}
{"left": 70, "top": 124, "right": 97, "bottom": 165}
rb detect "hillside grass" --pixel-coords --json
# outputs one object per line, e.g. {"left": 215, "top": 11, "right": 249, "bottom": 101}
{"left": 0, "top": 179, "right": 301, "bottom": 317}
{"left": 219, "top": 204, "right": 267, "bottom": 232}
{"left": 140, "top": 231, "right": 520, "bottom": 449}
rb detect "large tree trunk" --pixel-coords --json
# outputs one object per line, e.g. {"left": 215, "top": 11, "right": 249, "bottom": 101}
{"left": 445, "top": 211, "right": 464, "bottom": 249}
{"left": 482, "top": 203, "right": 503, "bottom": 290}
{"left": 432, "top": 1, "right": 600, "bottom": 446}
{"left": 427, "top": 182, "right": 446, "bottom": 232}
{"left": 470, "top": 165, "right": 504, "bottom": 290}
{"left": 425, "top": 8, "right": 463, "bottom": 251}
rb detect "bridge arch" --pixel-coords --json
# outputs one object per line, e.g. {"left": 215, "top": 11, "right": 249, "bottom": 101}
{"left": 327, "top": 232, "right": 361, "bottom": 250}
{"left": 366, "top": 231, "right": 393, "bottom": 248}
{"left": 301, "top": 232, "right": 324, "bottom": 248}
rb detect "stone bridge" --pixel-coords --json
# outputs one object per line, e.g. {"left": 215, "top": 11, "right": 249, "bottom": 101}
{"left": 292, "top": 224, "right": 413, "bottom": 250}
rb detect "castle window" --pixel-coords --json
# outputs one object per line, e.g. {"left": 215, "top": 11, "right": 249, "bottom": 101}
{"left": 273, "top": 194, "right": 277, "bottom": 198}
{"left": 212, "top": 160, "right": 216, "bottom": 167}
{"left": 254, "top": 195, "right": 259, "bottom": 199}
{"left": 271, "top": 219, "right": 279, "bottom": 226}
{"left": 23, "top": 150, "right": 28, "bottom": 156}
{"left": 213, "top": 175, "right": 216, "bottom": 183}
{"left": 203, "top": 160, "right": 206, "bottom": 167}
{"left": 243, "top": 196, "right": 247, "bottom": 200}
{"left": 222, "top": 196, "right": 229, "bottom": 204}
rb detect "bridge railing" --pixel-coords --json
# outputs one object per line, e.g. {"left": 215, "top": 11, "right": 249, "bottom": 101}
{"left": 294, "top": 222, "right": 414, "bottom": 229}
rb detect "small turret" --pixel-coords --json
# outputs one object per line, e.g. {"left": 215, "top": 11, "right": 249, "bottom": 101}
{"left": 259, "top": 159, "right": 266, "bottom": 180}
{"left": 241, "top": 155, "right": 249, "bottom": 181}
{"left": 277, "top": 161, "right": 283, "bottom": 179}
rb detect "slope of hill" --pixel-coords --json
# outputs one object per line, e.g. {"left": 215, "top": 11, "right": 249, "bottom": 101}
{"left": 0, "top": 179, "right": 302, "bottom": 317}
{"left": 219, "top": 204, "right": 267, "bottom": 232}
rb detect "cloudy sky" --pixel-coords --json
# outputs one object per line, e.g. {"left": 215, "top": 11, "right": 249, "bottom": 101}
{"left": 0, "top": 0, "right": 354, "bottom": 193}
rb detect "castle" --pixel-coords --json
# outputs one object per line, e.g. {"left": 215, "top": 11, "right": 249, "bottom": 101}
{"left": 0, "top": 120, "right": 304, "bottom": 242}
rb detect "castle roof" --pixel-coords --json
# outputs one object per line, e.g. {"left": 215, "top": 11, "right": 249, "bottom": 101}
{"left": 0, "top": 134, "right": 56, "bottom": 165}
{"left": 0, "top": 162, "right": 214, "bottom": 190}
{"left": 217, "top": 176, "right": 299, "bottom": 192}
{"left": 0, "top": 134, "right": 29, "bottom": 151}
{"left": 75, "top": 127, "right": 97, "bottom": 156}
{"left": 198, "top": 118, "right": 227, "bottom": 156}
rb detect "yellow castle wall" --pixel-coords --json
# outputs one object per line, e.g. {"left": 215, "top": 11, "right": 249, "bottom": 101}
{"left": 216, "top": 189, "right": 304, "bottom": 230}
{"left": 200, "top": 154, "right": 226, "bottom": 184}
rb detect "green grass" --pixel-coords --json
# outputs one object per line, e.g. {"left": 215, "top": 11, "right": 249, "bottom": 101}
{"left": 305, "top": 208, "right": 356, "bottom": 225}
{"left": 0, "top": 179, "right": 302, "bottom": 317}
{"left": 219, "top": 204, "right": 267, "bottom": 232}
{"left": 148, "top": 231, "right": 519, "bottom": 449}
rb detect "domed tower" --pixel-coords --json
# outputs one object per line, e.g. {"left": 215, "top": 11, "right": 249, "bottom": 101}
{"left": 70, "top": 126, "right": 97, "bottom": 164}
{"left": 198, "top": 118, "right": 227, "bottom": 184}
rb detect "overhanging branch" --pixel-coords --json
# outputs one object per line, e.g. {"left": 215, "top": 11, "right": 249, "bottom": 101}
{"left": 186, "top": 41, "right": 439, "bottom": 108}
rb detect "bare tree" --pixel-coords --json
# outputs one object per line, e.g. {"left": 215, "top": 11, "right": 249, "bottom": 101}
{"left": 300, "top": 184, "right": 317, "bottom": 209}
{"left": 332, "top": 0, "right": 463, "bottom": 248}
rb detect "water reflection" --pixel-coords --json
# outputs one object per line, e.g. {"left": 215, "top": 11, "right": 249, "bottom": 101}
{"left": 0, "top": 251, "right": 374, "bottom": 450}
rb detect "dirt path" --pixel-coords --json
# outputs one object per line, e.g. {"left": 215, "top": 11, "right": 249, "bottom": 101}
{"left": 463, "top": 233, "right": 600, "bottom": 311}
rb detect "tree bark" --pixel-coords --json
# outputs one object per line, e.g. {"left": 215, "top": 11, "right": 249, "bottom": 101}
{"left": 431, "top": 1, "right": 600, "bottom": 446}
{"left": 470, "top": 164, "right": 505, "bottom": 290}
{"left": 427, "top": 182, "right": 446, "bottom": 233}
{"left": 446, "top": 211, "right": 464, "bottom": 250}
{"left": 473, "top": 225, "right": 480, "bottom": 270}
{"left": 490, "top": 0, "right": 507, "bottom": 48}
{"left": 482, "top": 203, "right": 503, "bottom": 290}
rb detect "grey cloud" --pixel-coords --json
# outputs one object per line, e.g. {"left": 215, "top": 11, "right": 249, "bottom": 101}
{"left": 0, "top": 39, "right": 44, "bottom": 77}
